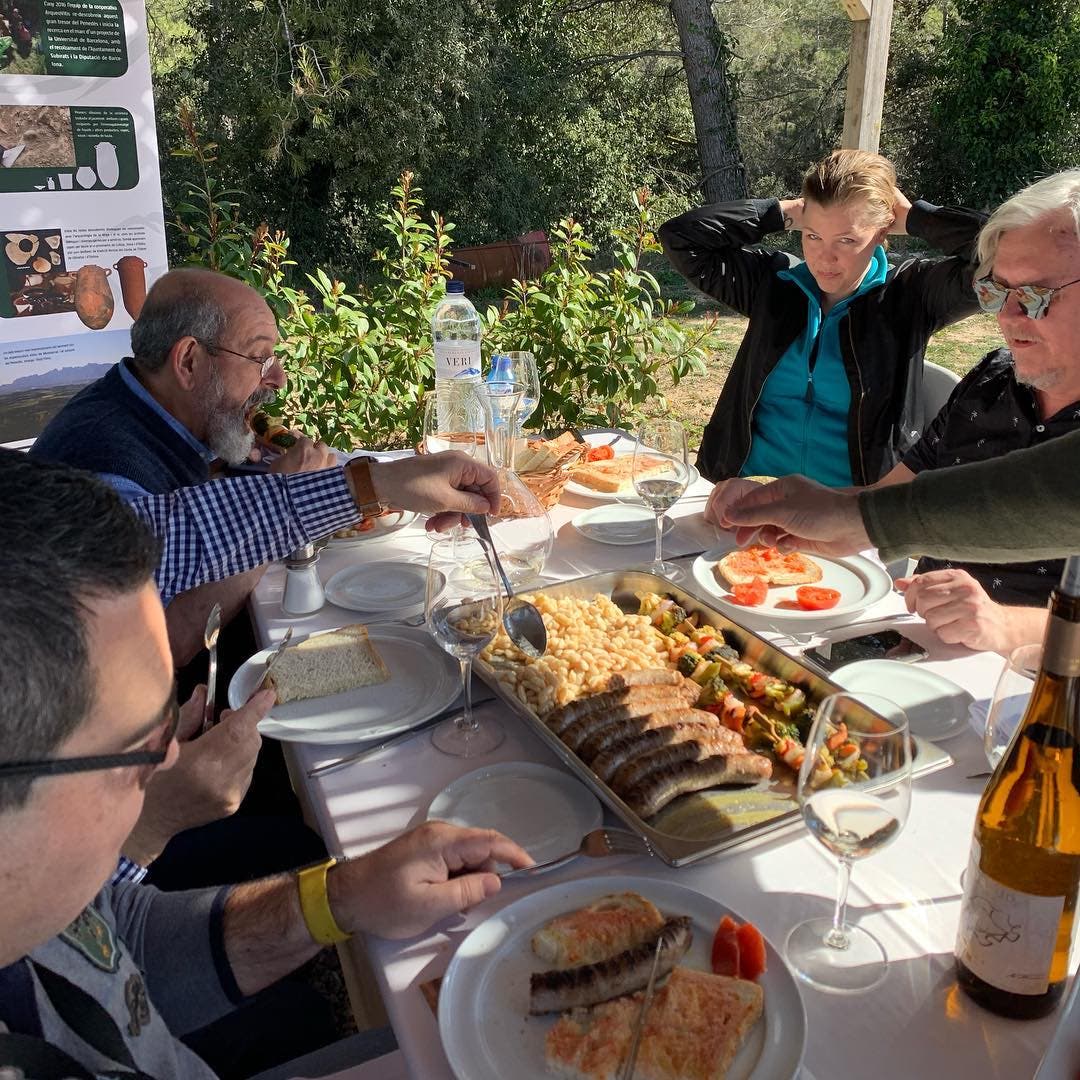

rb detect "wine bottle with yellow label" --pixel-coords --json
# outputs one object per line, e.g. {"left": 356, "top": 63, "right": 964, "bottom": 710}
{"left": 955, "top": 556, "right": 1080, "bottom": 1018}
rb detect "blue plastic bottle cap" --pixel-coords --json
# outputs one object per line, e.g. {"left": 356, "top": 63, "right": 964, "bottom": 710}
{"left": 447, "top": 280, "right": 465, "bottom": 293}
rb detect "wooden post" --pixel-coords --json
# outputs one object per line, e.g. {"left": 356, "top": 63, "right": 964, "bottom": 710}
{"left": 841, "top": 0, "right": 894, "bottom": 152}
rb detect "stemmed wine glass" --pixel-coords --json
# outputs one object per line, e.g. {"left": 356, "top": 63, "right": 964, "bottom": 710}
{"left": 490, "top": 351, "right": 540, "bottom": 438}
{"left": 425, "top": 537, "right": 505, "bottom": 757}
{"left": 633, "top": 419, "right": 689, "bottom": 577}
{"left": 785, "top": 691, "right": 912, "bottom": 993}
{"left": 984, "top": 643, "right": 1040, "bottom": 769}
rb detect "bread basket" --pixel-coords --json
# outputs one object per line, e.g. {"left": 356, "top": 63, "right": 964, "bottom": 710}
{"left": 416, "top": 434, "right": 588, "bottom": 510}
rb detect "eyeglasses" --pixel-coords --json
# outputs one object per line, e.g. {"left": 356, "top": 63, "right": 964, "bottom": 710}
{"left": 0, "top": 687, "right": 179, "bottom": 781}
{"left": 198, "top": 340, "right": 277, "bottom": 378}
{"left": 973, "top": 275, "right": 1080, "bottom": 320}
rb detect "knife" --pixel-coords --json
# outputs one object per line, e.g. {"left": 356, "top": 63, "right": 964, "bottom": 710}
{"left": 619, "top": 933, "right": 665, "bottom": 1080}
{"left": 259, "top": 626, "right": 294, "bottom": 692}
{"left": 201, "top": 602, "right": 222, "bottom": 735}
{"left": 306, "top": 693, "right": 497, "bottom": 779}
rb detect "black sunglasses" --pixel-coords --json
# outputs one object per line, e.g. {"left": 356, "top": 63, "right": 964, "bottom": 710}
{"left": 0, "top": 688, "right": 179, "bottom": 781}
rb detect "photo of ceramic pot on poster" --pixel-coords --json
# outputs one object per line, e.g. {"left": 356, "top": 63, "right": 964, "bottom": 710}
{"left": 114, "top": 255, "right": 147, "bottom": 319}
{"left": 73, "top": 264, "right": 114, "bottom": 329}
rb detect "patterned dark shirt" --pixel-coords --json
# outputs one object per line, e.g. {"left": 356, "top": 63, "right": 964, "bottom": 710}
{"left": 901, "top": 348, "right": 1080, "bottom": 606}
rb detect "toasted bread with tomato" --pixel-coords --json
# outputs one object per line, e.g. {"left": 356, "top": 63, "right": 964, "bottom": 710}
{"left": 713, "top": 545, "right": 822, "bottom": 589}
{"left": 571, "top": 455, "right": 667, "bottom": 493}
{"left": 531, "top": 892, "right": 665, "bottom": 969}
{"left": 545, "top": 965, "right": 764, "bottom": 1080}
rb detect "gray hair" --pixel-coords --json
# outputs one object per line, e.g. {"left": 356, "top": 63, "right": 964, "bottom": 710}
{"left": 0, "top": 451, "right": 160, "bottom": 813}
{"left": 130, "top": 270, "right": 229, "bottom": 373}
{"left": 976, "top": 169, "right": 1080, "bottom": 278}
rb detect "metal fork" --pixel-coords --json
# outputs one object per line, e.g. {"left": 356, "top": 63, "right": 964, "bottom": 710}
{"left": 499, "top": 827, "right": 653, "bottom": 879}
{"left": 201, "top": 602, "right": 222, "bottom": 734}
{"left": 766, "top": 613, "right": 920, "bottom": 649}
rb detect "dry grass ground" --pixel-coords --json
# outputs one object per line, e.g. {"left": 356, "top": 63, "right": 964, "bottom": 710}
{"left": 648, "top": 311, "right": 1001, "bottom": 447}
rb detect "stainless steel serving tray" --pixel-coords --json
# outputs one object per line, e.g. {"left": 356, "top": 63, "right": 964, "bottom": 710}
{"left": 475, "top": 569, "right": 953, "bottom": 867}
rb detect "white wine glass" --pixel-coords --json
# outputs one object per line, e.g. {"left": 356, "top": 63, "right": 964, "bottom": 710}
{"left": 490, "top": 351, "right": 540, "bottom": 436}
{"left": 984, "top": 644, "right": 1040, "bottom": 769}
{"left": 633, "top": 419, "right": 689, "bottom": 577}
{"left": 423, "top": 385, "right": 483, "bottom": 457}
{"left": 785, "top": 691, "right": 912, "bottom": 993}
{"left": 425, "top": 537, "right": 505, "bottom": 757}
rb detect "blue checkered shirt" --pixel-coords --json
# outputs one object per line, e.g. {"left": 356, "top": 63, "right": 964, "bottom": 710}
{"left": 132, "top": 468, "right": 362, "bottom": 605}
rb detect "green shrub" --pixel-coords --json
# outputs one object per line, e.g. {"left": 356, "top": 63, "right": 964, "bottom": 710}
{"left": 171, "top": 115, "right": 719, "bottom": 450}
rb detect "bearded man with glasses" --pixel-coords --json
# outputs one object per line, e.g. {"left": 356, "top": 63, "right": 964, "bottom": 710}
{"left": 31, "top": 267, "right": 337, "bottom": 668}
{"left": 0, "top": 463, "right": 529, "bottom": 1079}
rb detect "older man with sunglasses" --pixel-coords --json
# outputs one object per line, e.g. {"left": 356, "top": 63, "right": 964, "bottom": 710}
{"left": 707, "top": 169, "right": 1080, "bottom": 656}
{"left": 31, "top": 267, "right": 336, "bottom": 668}
{"left": 0, "top": 458, "right": 530, "bottom": 1079}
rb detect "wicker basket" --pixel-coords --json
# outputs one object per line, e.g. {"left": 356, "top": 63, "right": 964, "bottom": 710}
{"left": 416, "top": 434, "right": 588, "bottom": 510}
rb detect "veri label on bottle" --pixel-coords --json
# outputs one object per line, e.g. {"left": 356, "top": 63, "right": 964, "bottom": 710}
{"left": 434, "top": 341, "right": 481, "bottom": 380}
{"left": 956, "top": 840, "right": 1065, "bottom": 995}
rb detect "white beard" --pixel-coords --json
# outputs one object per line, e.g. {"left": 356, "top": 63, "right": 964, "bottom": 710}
{"left": 203, "top": 365, "right": 275, "bottom": 464}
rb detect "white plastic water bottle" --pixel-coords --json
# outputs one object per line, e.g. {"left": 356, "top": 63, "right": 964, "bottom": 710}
{"left": 432, "top": 280, "right": 481, "bottom": 384}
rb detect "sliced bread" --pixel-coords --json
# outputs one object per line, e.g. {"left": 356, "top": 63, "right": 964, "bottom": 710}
{"left": 266, "top": 624, "right": 390, "bottom": 704}
{"left": 570, "top": 454, "right": 668, "bottom": 493}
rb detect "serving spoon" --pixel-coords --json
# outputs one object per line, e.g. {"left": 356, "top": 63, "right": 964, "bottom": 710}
{"left": 466, "top": 513, "right": 547, "bottom": 658}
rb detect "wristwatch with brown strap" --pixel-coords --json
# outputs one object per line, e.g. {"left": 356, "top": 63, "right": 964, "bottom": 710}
{"left": 344, "top": 456, "right": 388, "bottom": 520}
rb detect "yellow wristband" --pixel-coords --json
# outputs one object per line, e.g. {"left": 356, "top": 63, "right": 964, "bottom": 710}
{"left": 297, "top": 858, "right": 352, "bottom": 945}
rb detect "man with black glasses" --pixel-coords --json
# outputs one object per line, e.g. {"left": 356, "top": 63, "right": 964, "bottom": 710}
{"left": 0, "top": 455, "right": 530, "bottom": 1079}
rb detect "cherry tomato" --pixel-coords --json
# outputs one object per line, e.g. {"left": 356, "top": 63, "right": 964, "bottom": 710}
{"left": 795, "top": 585, "right": 842, "bottom": 611}
{"left": 711, "top": 915, "right": 768, "bottom": 981}
{"left": 735, "top": 921, "right": 768, "bottom": 980}
{"left": 710, "top": 915, "right": 740, "bottom": 976}
{"left": 585, "top": 444, "right": 615, "bottom": 462}
{"left": 730, "top": 578, "right": 768, "bottom": 607}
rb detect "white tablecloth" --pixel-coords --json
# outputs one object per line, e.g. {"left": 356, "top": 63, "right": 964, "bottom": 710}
{"left": 248, "top": 466, "right": 1064, "bottom": 1080}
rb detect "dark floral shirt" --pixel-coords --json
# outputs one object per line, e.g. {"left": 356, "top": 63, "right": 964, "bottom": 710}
{"left": 901, "top": 348, "right": 1080, "bottom": 606}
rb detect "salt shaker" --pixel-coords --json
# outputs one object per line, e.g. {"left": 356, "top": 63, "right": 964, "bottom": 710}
{"left": 282, "top": 543, "right": 325, "bottom": 615}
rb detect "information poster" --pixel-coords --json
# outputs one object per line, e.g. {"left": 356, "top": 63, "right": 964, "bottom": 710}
{"left": 0, "top": 0, "right": 166, "bottom": 443}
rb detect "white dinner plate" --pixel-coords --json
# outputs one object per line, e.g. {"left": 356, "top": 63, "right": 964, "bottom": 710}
{"left": 571, "top": 504, "right": 674, "bottom": 546}
{"left": 690, "top": 542, "right": 893, "bottom": 625}
{"left": 228, "top": 624, "right": 459, "bottom": 744}
{"left": 427, "top": 762, "right": 602, "bottom": 869}
{"left": 438, "top": 874, "right": 806, "bottom": 1080}
{"left": 563, "top": 433, "right": 701, "bottom": 502}
{"left": 325, "top": 509, "right": 419, "bottom": 546}
{"left": 324, "top": 561, "right": 435, "bottom": 613}
{"left": 831, "top": 659, "right": 973, "bottom": 742}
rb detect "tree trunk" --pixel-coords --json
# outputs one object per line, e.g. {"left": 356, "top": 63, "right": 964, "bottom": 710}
{"left": 669, "top": 0, "right": 747, "bottom": 203}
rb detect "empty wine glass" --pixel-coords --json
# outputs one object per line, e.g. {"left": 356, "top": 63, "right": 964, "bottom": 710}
{"left": 490, "top": 351, "right": 540, "bottom": 436}
{"left": 633, "top": 419, "right": 689, "bottom": 577}
{"left": 423, "top": 385, "right": 483, "bottom": 457}
{"left": 785, "top": 691, "right": 912, "bottom": 993}
{"left": 984, "top": 644, "right": 1040, "bottom": 769}
{"left": 425, "top": 537, "right": 505, "bottom": 757}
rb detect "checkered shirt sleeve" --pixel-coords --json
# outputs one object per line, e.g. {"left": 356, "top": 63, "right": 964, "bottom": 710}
{"left": 132, "top": 469, "right": 361, "bottom": 604}
{"left": 110, "top": 855, "right": 149, "bottom": 885}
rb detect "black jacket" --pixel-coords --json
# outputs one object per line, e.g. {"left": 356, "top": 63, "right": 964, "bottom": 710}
{"left": 658, "top": 198, "right": 987, "bottom": 484}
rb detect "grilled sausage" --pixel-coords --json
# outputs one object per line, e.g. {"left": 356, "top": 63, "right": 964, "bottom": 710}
{"left": 611, "top": 733, "right": 750, "bottom": 794}
{"left": 545, "top": 682, "right": 698, "bottom": 737}
{"left": 602, "top": 669, "right": 686, "bottom": 691}
{"left": 624, "top": 753, "right": 773, "bottom": 819}
{"left": 576, "top": 708, "right": 719, "bottom": 762}
{"left": 590, "top": 723, "right": 726, "bottom": 783}
{"left": 528, "top": 916, "right": 692, "bottom": 1014}
{"left": 559, "top": 696, "right": 704, "bottom": 754}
